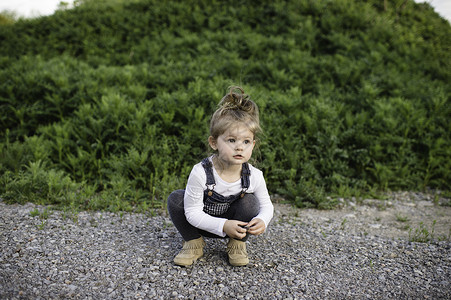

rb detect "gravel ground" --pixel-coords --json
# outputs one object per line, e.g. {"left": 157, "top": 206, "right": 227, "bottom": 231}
{"left": 1, "top": 192, "right": 450, "bottom": 299}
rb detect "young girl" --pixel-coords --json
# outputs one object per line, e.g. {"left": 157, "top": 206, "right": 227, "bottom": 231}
{"left": 167, "top": 86, "right": 274, "bottom": 267}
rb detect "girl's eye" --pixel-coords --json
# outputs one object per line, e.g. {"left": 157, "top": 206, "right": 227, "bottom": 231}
{"left": 244, "top": 140, "right": 251, "bottom": 144}
{"left": 228, "top": 139, "right": 235, "bottom": 143}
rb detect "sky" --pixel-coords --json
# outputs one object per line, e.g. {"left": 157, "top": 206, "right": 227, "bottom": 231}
{"left": 0, "top": 0, "right": 450, "bottom": 22}
{"left": 0, "top": 0, "right": 73, "bottom": 17}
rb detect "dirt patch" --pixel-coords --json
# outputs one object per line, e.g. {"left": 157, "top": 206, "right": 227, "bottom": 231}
{"left": 273, "top": 191, "right": 451, "bottom": 242}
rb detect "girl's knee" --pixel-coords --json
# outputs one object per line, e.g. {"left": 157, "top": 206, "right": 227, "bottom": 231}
{"left": 231, "top": 193, "right": 259, "bottom": 221}
{"left": 167, "top": 189, "right": 185, "bottom": 210}
{"left": 242, "top": 193, "right": 260, "bottom": 213}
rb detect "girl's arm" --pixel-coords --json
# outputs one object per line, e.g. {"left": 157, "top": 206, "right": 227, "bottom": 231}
{"left": 250, "top": 168, "right": 274, "bottom": 231}
{"left": 184, "top": 164, "right": 229, "bottom": 237}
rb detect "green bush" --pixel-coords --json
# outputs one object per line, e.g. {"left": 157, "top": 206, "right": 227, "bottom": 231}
{"left": 0, "top": 0, "right": 450, "bottom": 210}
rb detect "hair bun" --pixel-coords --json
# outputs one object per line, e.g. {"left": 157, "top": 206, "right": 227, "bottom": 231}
{"left": 219, "top": 86, "right": 254, "bottom": 114}
{"left": 210, "top": 85, "right": 261, "bottom": 139}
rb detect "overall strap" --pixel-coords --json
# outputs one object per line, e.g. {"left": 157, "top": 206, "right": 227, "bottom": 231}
{"left": 201, "top": 158, "right": 216, "bottom": 188}
{"left": 201, "top": 157, "right": 251, "bottom": 196}
{"left": 241, "top": 162, "right": 250, "bottom": 190}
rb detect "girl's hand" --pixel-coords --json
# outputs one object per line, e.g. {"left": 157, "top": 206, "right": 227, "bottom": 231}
{"left": 247, "top": 218, "right": 266, "bottom": 236}
{"left": 223, "top": 220, "right": 248, "bottom": 239}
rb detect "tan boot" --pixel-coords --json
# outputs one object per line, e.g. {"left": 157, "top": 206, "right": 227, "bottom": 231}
{"left": 173, "top": 237, "right": 206, "bottom": 266}
{"left": 227, "top": 238, "right": 249, "bottom": 266}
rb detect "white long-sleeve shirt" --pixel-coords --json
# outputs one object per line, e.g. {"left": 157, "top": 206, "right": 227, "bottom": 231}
{"left": 184, "top": 156, "right": 274, "bottom": 237}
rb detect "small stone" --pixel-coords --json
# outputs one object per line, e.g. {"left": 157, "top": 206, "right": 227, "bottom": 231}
{"left": 68, "top": 285, "right": 77, "bottom": 291}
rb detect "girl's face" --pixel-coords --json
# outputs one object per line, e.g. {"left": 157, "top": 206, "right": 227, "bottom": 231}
{"left": 208, "top": 124, "right": 255, "bottom": 167}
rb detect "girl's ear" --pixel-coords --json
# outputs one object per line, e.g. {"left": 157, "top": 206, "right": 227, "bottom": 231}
{"left": 208, "top": 136, "right": 217, "bottom": 150}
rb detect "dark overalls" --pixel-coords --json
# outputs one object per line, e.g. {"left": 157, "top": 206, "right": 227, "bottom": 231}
{"left": 167, "top": 157, "right": 260, "bottom": 241}
{"left": 201, "top": 158, "right": 250, "bottom": 216}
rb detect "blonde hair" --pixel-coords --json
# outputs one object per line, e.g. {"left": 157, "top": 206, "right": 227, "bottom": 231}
{"left": 209, "top": 86, "right": 261, "bottom": 141}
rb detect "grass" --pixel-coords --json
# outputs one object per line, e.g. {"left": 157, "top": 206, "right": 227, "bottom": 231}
{"left": 395, "top": 214, "right": 410, "bottom": 223}
{"left": 341, "top": 218, "right": 348, "bottom": 230}
{"left": 408, "top": 221, "right": 436, "bottom": 243}
{"left": 30, "top": 207, "right": 52, "bottom": 219}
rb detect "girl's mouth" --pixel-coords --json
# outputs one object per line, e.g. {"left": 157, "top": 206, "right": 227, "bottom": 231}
{"left": 233, "top": 155, "right": 243, "bottom": 159}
